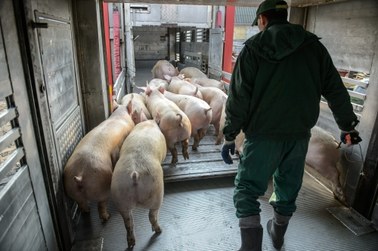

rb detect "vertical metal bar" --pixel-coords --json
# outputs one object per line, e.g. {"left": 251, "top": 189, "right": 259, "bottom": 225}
{"left": 222, "top": 5, "right": 235, "bottom": 74}
{"left": 113, "top": 6, "right": 121, "bottom": 77}
{"left": 102, "top": 3, "right": 113, "bottom": 108}
{"left": 124, "top": 3, "right": 136, "bottom": 94}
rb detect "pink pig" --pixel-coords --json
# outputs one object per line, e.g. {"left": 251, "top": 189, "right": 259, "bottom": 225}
{"left": 164, "top": 90, "right": 212, "bottom": 150}
{"left": 151, "top": 60, "right": 179, "bottom": 80}
{"left": 143, "top": 85, "right": 191, "bottom": 165}
{"left": 111, "top": 119, "right": 167, "bottom": 248}
{"left": 193, "top": 85, "right": 227, "bottom": 138}
{"left": 63, "top": 101, "right": 135, "bottom": 221}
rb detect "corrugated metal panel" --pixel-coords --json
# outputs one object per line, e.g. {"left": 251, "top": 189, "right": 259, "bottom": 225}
{"left": 0, "top": 167, "right": 46, "bottom": 251}
{"left": 235, "top": 6, "right": 257, "bottom": 25}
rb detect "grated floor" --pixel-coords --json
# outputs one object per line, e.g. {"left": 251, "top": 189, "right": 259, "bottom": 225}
{"left": 73, "top": 173, "right": 378, "bottom": 251}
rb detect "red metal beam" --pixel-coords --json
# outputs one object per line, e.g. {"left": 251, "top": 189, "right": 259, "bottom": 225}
{"left": 223, "top": 5, "right": 235, "bottom": 74}
{"left": 102, "top": 3, "right": 113, "bottom": 110}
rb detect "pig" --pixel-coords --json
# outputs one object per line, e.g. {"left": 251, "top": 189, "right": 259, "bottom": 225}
{"left": 164, "top": 90, "right": 212, "bottom": 150}
{"left": 111, "top": 119, "right": 167, "bottom": 249}
{"left": 305, "top": 126, "right": 345, "bottom": 203}
{"left": 179, "top": 66, "right": 208, "bottom": 79}
{"left": 193, "top": 85, "right": 227, "bottom": 139}
{"left": 63, "top": 101, "right": 135, "bottom": 222}
{"left": 148, "top": 78, "right": 169, "bottom": 90}
{"left": 165, "top": 75, "right": 203, "bottom": 99}
{"left": 232, "top": 126, "right": 345, "bottom": 203}
{"left": 121, "top": 93, "right": 151, "bottom": 123}
{"left": 186, "top": 77, "right": 226, "bottom": 92}
{"left": 143, "top": 85, "right": 192, "bottom": 165}
{"left": 151, "top": 60, "right": 179, "bottom": 80}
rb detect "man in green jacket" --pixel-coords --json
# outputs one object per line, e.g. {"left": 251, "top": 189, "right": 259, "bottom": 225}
{"left": 221, "top": 0, "right": 362, "bottom": 250}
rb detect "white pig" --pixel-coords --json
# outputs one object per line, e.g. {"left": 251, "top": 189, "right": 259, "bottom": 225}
{"left": 187, "top": 77, "right": 226, "bottom": 92}
{"left": 151, "top": 60, "right": 179, "bottom": 80}
{"left": 179, "top": 66, "right": 208, "bottom": 79}
{"left": 121, "top": 93, "right": 151, "bottom": 123}
{"left": 143, "top": 85, "right": 192, "bottom": 165}
{"left": 305, "top": 126, "right": 345, "bottom": 203}
{"left": 194, "top": 85, "right": 227, "bottom": 138}
{"left": 165, "top": 75, "right": 203, "bottom": 100}
{"left": 233, "top": 126, "right": 345, "bottom": 203}
{"left": 148, "top": 78, "right": 169, "bottom": 90}
{"left": 111, "top": 119, "right": 167, "bottom": 249}
{"left": 63, "top": 101, "right": 135, "bottom": 221}
{"left": 164, "top": 90, "right": 212, "bottom": 150}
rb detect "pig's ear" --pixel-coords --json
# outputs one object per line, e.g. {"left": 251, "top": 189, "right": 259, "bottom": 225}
{"left": 145, "top": 85, "right": 152, "bottom": 96}
{"left": 158, "top": 86, "right": 165, "bottom": 94}
{"left": 126, "top": 99, "right": 133, "bottom": 114}
{"left": 155, "top": 112, "right": 161, "bottom": 125}
{"left": 164, "top": 75, "right": 172, "bottom": 82}
{"left": 139, "top": 108, "right": 147, "bottom": 123}
{"left": 112, "top": 99, "right": 119, "bottom": 112}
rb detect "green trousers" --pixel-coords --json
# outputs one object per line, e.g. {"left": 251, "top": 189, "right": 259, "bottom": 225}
{"left": 234, "top": 138, "right": 309, "bottom": 218}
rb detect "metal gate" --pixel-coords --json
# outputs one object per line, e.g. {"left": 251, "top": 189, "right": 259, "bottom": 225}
{"left": 24, "top": 1, "right": 86, "bottom": 249}
{"left": 0, "top": 1, "right": 57, "bottom": 250}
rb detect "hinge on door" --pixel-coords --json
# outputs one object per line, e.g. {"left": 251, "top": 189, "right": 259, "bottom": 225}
{"left": 31, "top": 21, "right": 48, "bottom": 29}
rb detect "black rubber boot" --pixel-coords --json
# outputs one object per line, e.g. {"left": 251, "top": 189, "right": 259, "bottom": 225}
{"left": 267, "top": 212, "right": 291, "bottom": 250}
{"left": 238, "top": 226, "right": 263, "bottom": 251}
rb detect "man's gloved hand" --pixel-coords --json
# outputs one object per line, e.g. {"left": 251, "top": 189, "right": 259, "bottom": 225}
{"left": 221, "top": 140, "right": 235, "bottom": 164}
{"left": 340, "top": 129, "right": 362, "bottom": 145}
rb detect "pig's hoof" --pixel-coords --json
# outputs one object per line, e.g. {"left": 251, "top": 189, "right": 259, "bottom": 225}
{"left": 127, "top": 238, "right": 135, "bottom": 249}
{"left": 153, "top": 225, "right": 162, "bottom": 233}
{"left": 170, "top": 158, "right": 178, "bottom": 166}
{"left": 183, "top": 152, "right": 189, "bottom": 160}
{"left": 100, "top": 213, "right": 110, "bottom": 222}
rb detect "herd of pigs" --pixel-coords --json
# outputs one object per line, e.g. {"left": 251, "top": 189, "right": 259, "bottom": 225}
{"left": 63, "top": 60, "right": 346, "bottom": 248}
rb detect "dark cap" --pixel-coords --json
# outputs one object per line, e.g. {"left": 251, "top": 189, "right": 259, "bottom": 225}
{"left": 252, "top": 0, "right": 288, "bottom": 26}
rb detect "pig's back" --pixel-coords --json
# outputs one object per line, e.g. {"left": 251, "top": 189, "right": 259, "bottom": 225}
{"left": 112, "top": 121, "right": 166, "bottom": 208}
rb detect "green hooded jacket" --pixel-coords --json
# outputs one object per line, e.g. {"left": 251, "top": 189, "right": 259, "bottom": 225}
{"left": 223, "top": 20, "right": 357, "bottom": 141}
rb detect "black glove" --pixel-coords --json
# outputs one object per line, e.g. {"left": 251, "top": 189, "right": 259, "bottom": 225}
{"left": 340, "top": 130, "right": 362, "bottom": 145}
{"left": 221, "top": 140, "right": 235, "bottom": 164}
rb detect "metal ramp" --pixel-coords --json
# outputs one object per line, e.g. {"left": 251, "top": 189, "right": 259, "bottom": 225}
{"left": 73, "top": 172, "right": 378, "bottom": 251}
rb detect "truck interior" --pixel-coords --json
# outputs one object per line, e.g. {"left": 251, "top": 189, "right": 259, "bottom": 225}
{"left": 0, "top": 0, "right": 377, "bottom": 250}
